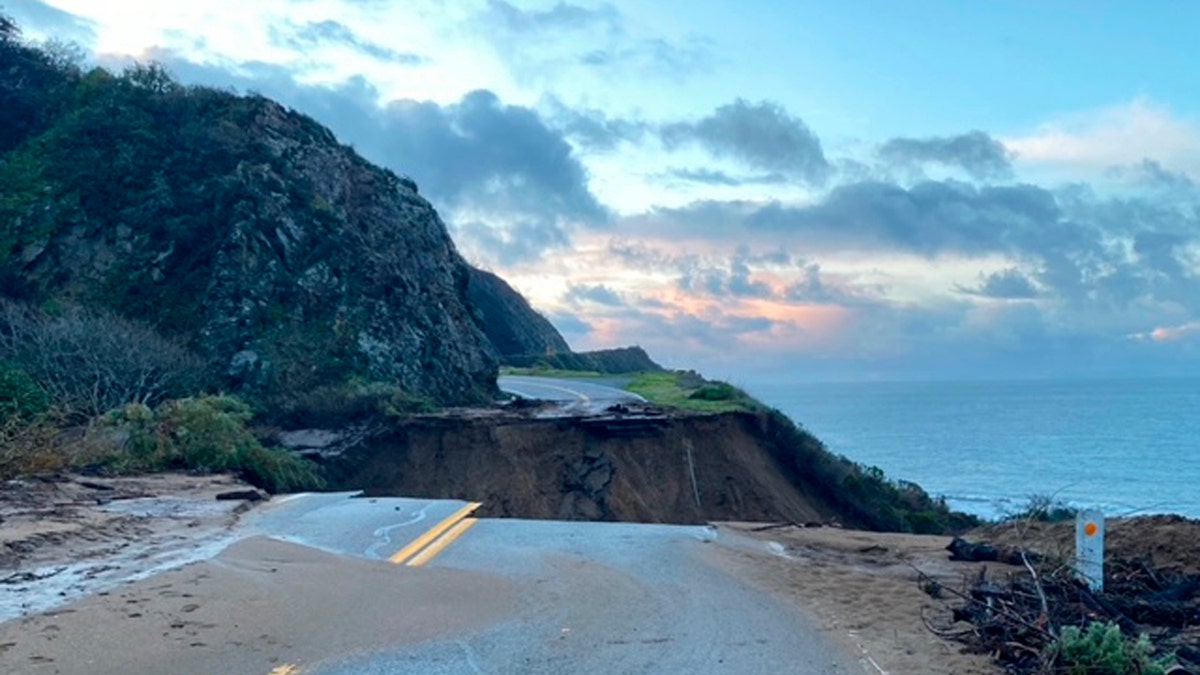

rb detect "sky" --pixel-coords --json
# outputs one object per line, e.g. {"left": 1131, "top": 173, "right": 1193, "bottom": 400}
{"left": 6, "top": 0, "right": 1200, "bottom": 384}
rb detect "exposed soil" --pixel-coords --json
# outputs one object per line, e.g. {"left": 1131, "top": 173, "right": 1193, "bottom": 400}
{"left": 316, "top": 408, "right": 844, "bottom": 527}
{"left": 712, "top": 523, "right": 1011, "bottom": 675}
{"left": 980, "top": 515, "right": 1200, "bottom": 575}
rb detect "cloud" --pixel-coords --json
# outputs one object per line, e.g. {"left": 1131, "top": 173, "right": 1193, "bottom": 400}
{"left": 662, "top": 99, "right": 831, "bottom": 184}
{"left": 478, "top": 0, "right": 712, "bottom": 81}
{"left": 272, "top": 20, "right": 428, "bottom": 65}
{"left": 541, "top": 97, "right": 649, "bottom": 151}
{"left": 1004, "top": 99, "right": 1200, "bottom": 178}
{"left": 662, "top": 167, "right": 787, "bottom": 187}
{"left": 482, "top": 0, "right": 620, "bottom": 34}
{"left": 879, "top": 130, "right": 1013, "bottom": 181}
{"left": 1130, "top": 321, "right": 1200, "bottom": 343}
{"left": 957, "top": 268, "right": 1039, "bottom": 299}
{"left": 677, "top": 254, "right": 772, "bottom": 299}
{"left": 565, "top": 283, "right": 623, "bottom": 306}
{"left": 4, "top": 0, "right": 96, "bottom": 45}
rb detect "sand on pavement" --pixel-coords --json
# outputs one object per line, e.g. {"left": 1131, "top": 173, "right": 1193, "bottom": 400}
{"left": 0, "top": 535, "right": 521, "bottom": 675}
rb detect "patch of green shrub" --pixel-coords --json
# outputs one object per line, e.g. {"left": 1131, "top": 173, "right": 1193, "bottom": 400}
{"left": 271, "top": 379, "right": 438, "bottom": 427}
{"left": 1005, "top": 493, "right": 1078, "bottom": 523}
{"left": 104, "top": 395, "right": 322, "bottom": 493}
{"left": 0, "top": 359, "right": 50, "bottom": 421}
{"left": 688, "top": 382, "right": 739, "bottom": 402}
{"left": 1052, "top": 622, "right": 1174, "bottom": 675}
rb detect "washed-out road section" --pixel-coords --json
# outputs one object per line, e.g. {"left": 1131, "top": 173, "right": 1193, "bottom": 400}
{"left": 0, "top": 491, "right": 863, "bottom": 674}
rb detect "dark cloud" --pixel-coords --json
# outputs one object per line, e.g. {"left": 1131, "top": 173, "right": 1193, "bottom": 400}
{"left": 272, "top": 20, "right": 428, "bottom": 65}
{"left": 678, "top": 255, "right": 772, "bottom": 299}
{"left": 878, "top": 131, "right": 1013, "bottom": 181}
{"left": 957, "top": 268, "right": 1039, "bottom": 299}
{"left": 542, "top": 97, "right": 649, "bottom": 151}
{"left": 784, "top": 263, "right": 883, "bottom": 306}
{"left": 661, "top": 99, "right": 830, "bottom": 184}
{"left": 483, "top": 0, "right": 620, "bottom": 34}
{"left": 580, "top": 36, "right": 714, "bottom": 78}
{"left": 5, "top": 0, "right": 96, "bottom": 45}
{"left": 623, "top": 176, "right": 1200, "bottom": 319}
{"left": 565, "top": 284, "right": 623, "bottom": 306}
{"left": 479, "top": 1, "right": 711, "bottom": 80}
{"left": 664, "top": 168, "right": 787, "bottom": 187}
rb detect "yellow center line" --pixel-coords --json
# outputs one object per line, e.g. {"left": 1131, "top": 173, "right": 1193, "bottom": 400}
{"left": 389, "top": 502, "right": 482, "bottom": 564}
{"left": 406, "top": 517, "right": 478, "bottom": 567}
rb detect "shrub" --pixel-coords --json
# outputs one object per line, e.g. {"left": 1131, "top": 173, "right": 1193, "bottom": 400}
{"left": 0, "top": 300, "right": 211, "bottom": 418}
{"left": 1006, "top": 493, "right": 1078, "bottom": 523}
{"left": 0, "top": 359, "right": 50, "bottom": 421}
{"left": 688, "top": 382, "right": 738, "bottom": 402}
{"left": 272, "top": 379, "right": 438, "bottom": 427}
{"left": 104, "top": 395, "right": 322, "bottom": 493}
{"left": 1052, "top": 622, "right": 1174, "bottom": 675}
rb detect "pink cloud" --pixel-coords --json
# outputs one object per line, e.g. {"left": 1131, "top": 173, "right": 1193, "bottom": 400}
{"left": 1130, "top": 321, "right": 1200, "bottom": 343}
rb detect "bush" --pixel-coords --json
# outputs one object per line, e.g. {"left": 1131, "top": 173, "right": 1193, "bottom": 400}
{"left": 1006, "top": 493, "right": 1078, "bottom": 523}
{"left": 0, "top": 300, "right": 211, "bottom": 418}
{"left": 272, "top": 379, "right": 438, "bottom": 427}
{"left": 104, "top": 395, "right": 322, "bottom": 493}
{"left": 0, "top": 359, "right": 50, "bottom": 421}
{"left": 688, "top": 382, "right": 738, "bottom": 402}
{"left": 1052, "top": 622, "right": 1174, "bottom": 675}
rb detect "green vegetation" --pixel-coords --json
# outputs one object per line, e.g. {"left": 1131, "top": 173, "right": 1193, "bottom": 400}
{"left": 0, "top": 359, "right": 50, "bottom": 422}
{"left": 102, "top": 396, "right": 322, "bottom": 493}
{"left": 1004, "top": 493, "right": 1079, "bottom": 523}
{"left": 500, "top": 366, "right": 606, "bottom": 378}
{"left": 627, "top": 371, "right": 760, "bottom": 413}
{"left": 272, "top": 378, "right": 438, "bottom": 427}
{"left": 1050, "top": 622, "right": 1174, "bottom": 675}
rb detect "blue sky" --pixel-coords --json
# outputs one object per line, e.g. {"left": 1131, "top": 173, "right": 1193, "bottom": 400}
{"left": 6, "top": 0, "right": 1200, "bottom": 383}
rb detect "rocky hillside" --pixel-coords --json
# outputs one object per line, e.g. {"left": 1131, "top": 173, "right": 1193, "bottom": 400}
{"left": 466, "top": 268, "right": 570, "bottom": 358}
{"left": 0, "top": 33, "right": 511, "bottom": 404}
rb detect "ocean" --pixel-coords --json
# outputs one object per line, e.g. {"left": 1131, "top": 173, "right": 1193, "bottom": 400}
{"left": 745, "top": 378, "right": 1200, "bottom": 520}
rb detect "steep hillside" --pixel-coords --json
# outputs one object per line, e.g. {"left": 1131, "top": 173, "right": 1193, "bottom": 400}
{"left": 466, "top": 268, "right": 570, "bottom": 358}
{"left": 0, "top": 44, "right": 498, "bottom": 404}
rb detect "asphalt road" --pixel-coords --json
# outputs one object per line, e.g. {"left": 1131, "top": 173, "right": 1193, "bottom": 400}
{"left": 498, "top": 375, "right": 646, "bottom": 408}
{"left": 2, "top": 494, "right": 863, "bottom": 674}
{"left": 245, "top": 494, "right": 861, "bottom": 675}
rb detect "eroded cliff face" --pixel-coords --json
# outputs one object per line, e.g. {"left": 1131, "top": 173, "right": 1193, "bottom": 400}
{"left": 0, "top": 78, "right": 498, "bottom": 403}
{"left": 315, "top": 411, "right": 842, "bottom": 526}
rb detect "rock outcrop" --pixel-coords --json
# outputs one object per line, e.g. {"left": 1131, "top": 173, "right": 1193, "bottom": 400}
{"left": 0, "top": 61, "right": 498, "bottom": 403}
{"left": 466, "top": 268, "right": 570, "bottom": 358}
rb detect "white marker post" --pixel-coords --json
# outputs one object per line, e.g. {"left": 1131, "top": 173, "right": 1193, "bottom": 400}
{"left": 1075, "top": 509, "right": 1104, "bottom": 592}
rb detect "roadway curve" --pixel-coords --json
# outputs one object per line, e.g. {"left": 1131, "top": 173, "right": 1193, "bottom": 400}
{"left": 498, "top": 375, "right": 646, "bottom": 411}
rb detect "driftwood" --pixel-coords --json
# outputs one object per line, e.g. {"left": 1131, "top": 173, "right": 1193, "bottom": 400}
{"left": 921, "top": 549, "right": 1200, "bottom": 675}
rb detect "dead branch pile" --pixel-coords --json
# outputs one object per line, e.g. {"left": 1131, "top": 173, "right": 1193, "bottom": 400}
{"left": 923, "top": 542, "right": 1200, "bottom": 674}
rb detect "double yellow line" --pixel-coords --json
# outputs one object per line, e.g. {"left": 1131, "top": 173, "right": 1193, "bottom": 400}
{"left": 389, "top": 502, "right": 482, "bottom": 567}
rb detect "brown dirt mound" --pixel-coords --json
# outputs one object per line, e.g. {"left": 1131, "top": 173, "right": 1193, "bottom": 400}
{"left": 980, "top": 515, "right": 1200, "bottom": 575}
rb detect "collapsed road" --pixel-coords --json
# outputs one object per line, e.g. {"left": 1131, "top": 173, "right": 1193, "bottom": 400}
{"left": 1, "top": 491, "right": 865, "bottom": 674}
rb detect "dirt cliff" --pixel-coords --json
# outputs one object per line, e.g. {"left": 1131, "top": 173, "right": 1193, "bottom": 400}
{"left": 316, "top": 411, "right": 843, "bottom": 526}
